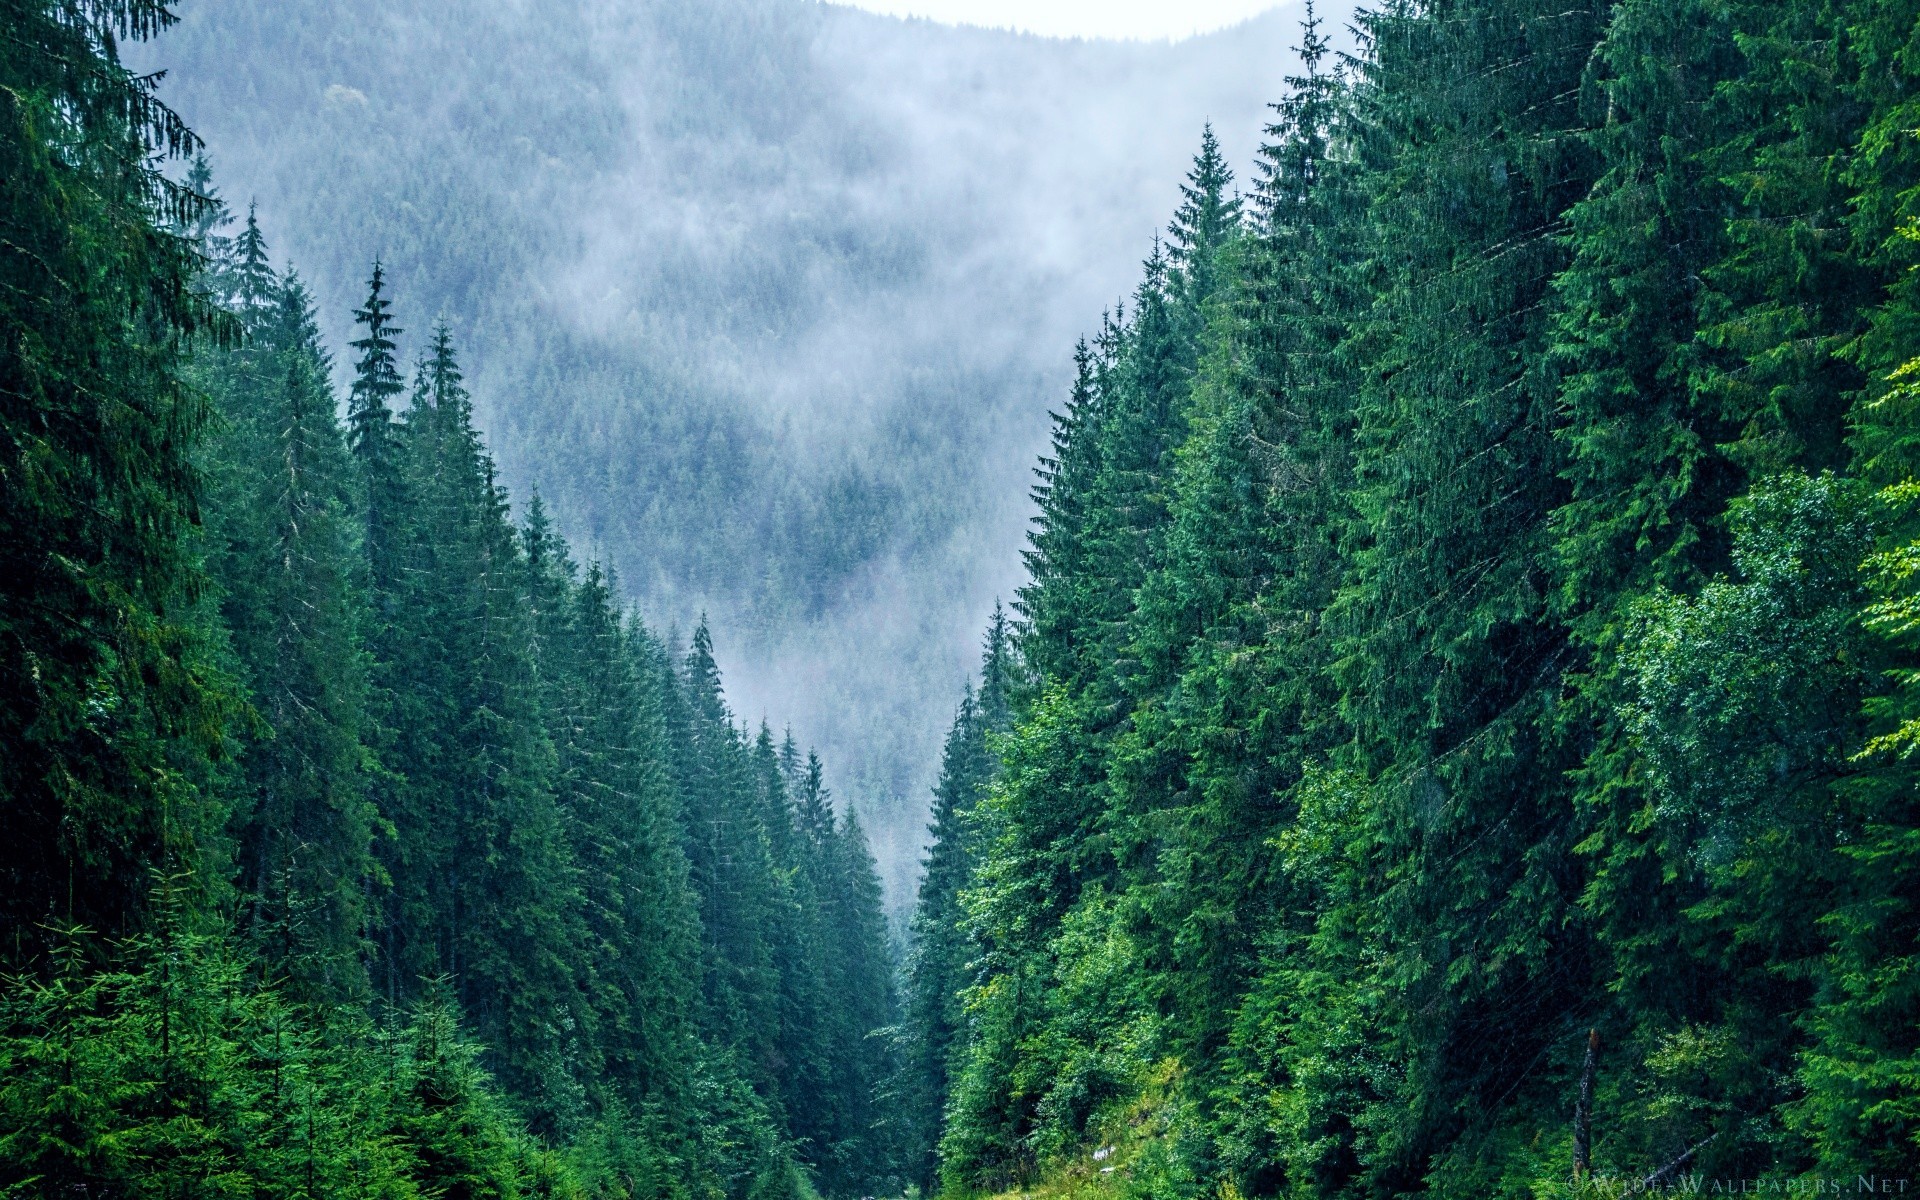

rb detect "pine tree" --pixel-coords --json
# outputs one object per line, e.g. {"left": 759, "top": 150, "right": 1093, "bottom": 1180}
{"left": 0, "top": 0, "right": 236, "bottom": 955}
{"left": 347, "top": 261, "right": 406, "bottom": 595}
{"left": 672, "top": 621, "right": 785, "bottom": 1099}
{"left": 201, "top": 265, "right": 377, "bottom": 1004}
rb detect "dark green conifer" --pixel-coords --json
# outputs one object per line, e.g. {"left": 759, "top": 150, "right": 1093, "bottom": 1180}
{"left": 347, "top": 262, "right": 406, "bottom": 594}
{"left": 0, "top": 0, "right": 235, "bottom": 953}
{"left": 202, "top": 265, "right": 377, "bottom": 1004}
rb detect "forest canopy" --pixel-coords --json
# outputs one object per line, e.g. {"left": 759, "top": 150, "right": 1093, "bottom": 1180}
{"left": 5, "top": 0, "right": 1920, "bottom": 1198}
{"left": 900, "top": 0, "right": 1920, "bottom": 1193}
{"left": 2, "top": 4, "right": 897, "bottom": 1197}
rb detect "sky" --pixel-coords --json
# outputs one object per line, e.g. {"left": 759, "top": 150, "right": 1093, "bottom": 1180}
{"left": 824, "top": 0, "right": 1284, "bottom": 41}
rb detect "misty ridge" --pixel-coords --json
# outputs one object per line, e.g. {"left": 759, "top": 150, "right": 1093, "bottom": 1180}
{"left": 19, "top": 0, "right": 1920, "bottom": 1192}
{"left": 142, "top": 0, "right": 1315, "bottom": 910}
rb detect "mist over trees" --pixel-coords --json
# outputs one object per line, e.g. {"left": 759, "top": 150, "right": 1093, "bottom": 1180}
{"left": 9, "top": 0, "right": 1920, "bottom": 1197}
{"left": 2, "top": 4, "right": 898, "bottom": 1190}
{"left": 131, "top": 0, "right": 1318, "bottom": 910}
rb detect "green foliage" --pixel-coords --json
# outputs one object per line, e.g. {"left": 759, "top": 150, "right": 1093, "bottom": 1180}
{"left": 16, "top": 0, "right": 1920, "bottom": 1196}
{"left": 0, "top": 919, "right": 587, "bottom": 1200}
{"left": 0, "top": 5, "right": 902, "bottom": 1193}
{"left": 1, "top": 0, "right": 236, "bottom": 953}
{"left": 901, "top": 612, "right": 1016, "bottom": 1191}
{"left": 914, "top": 3, "right": 1920, "bottom": 1197}
{"left": 197, "top": 241, "right": 377, "bottom": 1006}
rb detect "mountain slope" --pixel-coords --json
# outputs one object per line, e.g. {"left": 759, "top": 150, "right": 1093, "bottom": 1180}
{"left": 144, "top": 0, "right": 1308, "bottom": 905}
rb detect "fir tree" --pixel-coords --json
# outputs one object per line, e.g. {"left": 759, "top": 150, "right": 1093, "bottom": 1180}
{"left": 347, "top": 261, "right": 406, "bottom": 594}
{"left": 202, "top": 268, "right": 377, "bottom": 1004}
{"left": 0, "top": 0, "right": 235, "bottom": 954}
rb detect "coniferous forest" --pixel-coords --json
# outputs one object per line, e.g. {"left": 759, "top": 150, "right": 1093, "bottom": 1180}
{"left": 5, "top": 1, "right": 1920, "bottom": 1199}
{"left": 3, "top": 5, "right": 896, "bottom": 1196}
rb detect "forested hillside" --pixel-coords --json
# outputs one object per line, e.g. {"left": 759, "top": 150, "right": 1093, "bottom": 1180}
{"left": 902, "top": 0, "right": 1920, "bottom": 1193}
{"left": 129, "top": 0, "right": 1317, "bottom": 906}
{"left": 11, "top": 0, "right": 1920, "bottom": 1197}
{"left": 1, "top": 6, "right": 898, "bottom": 1196}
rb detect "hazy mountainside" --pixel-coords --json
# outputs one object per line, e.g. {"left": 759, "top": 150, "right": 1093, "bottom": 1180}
{"left": 2, "top": 2, "right": 901, "bottom": 1192}
{"left": 16, "top": 0, "right": 1920, "bottom": 1196}
{"left": 141, "top": 0, "right": 1310, "bottom": 907}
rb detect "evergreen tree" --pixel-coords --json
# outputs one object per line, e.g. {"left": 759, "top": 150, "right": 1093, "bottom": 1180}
{"left": 902, "top": 609, "right": 1016, "bottom": 1190}
{"left": 523, "top": 504, "right": 706, "bottom": 1115}
{"left": 26, "top": 0, "right": 1920, "bottom": 1195}
{"left": 672, "top": 621, "right": 785, "bottom": 1099}
{"left": 818, "top": 806, "right": 902, "bottom": 1196}
{"left": 929, "top": 0, "right": 1920, "bottom": 1192}
{"left": 2, "top": 9, "right": 904, "bottom": 1186}
{"left": 0, "top": 0, "right": 235, "bottom": 955}
{"left": 1168, "top": 124, "right": 1243, "bottom": 314}
{"left": 347, "top": 261, "right": 406, "bottom": 595}
{"left": 368, "top": 320, "right": 591, "bottom": 1129}
{"left": 200, "top": 261, "right": 377, "bottom": 1004}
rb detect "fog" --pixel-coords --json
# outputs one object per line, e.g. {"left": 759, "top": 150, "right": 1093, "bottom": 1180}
{"left": 824, "top": 0, "right": 1287, "bottom": 41}
{"left": 145, "top": 0, "right": 1312, "bottom": 916}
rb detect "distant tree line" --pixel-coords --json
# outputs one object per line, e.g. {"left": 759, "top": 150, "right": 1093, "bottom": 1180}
{"left": 0, "top": 4, "right": 899, "bottom": 1197}
{"left": 901, "top": 0, "right": 1920, "bottom": 1192}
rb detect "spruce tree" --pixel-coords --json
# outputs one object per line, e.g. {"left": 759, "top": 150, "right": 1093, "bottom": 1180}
{"left": 347, "top": 261, "right": 406, "bottom": 596}
{"left": 0, "top": 0, "right": 235, "bottom": 954}
{"left": 1168, "top": 124, "right": 1243, "bottom": 316}
{"left": 672, "top": 621, "right": 784, "bottom": 1098}
{"left": 364, "top": 321, "right": 591, "bottom": 1129}
{"left": 523, "top": 504, "right": 709, "bottom": 1118}
{"left": 902, "top": 609, "right": 1017, "bottom": 1189}
{"left": 201, "top": 263, "right": 377, "bottom": 1004}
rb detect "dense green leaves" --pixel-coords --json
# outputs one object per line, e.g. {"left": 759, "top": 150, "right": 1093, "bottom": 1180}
{"left": 1, "top": 0, "right": 235, "bottom": 954}
{"left": 913, "top": 2, "right": 1920, "bottom": 1195}
{"left": 0, "top": 6, "right": 901, "bottom": 1194}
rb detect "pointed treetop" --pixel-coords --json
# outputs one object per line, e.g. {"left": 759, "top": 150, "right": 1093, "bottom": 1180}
{"left": 427, "top": 323, "right": 468, "bottom": 417}
{"left": 985, "top": 601, "right": 1010, "bottom": 661}
{"left": 233, "top": 203, "right": 275, "bottom": 324}
{"left": 181, "top": 152, "right": 230, "bottom": 249}
{"left": 1142, "top": 235, "right": 1170, "bottom": 286}
{"left": 409, "top": 352, "right": 433, "bottom": 412}
{"left": 1295, "top": 0, "right": 1327, "bottom": 76}
{"left": 947, "top": 684, "right": 979, "bottom": 748}
{"left": 779, "top": 728, "right": 802, "bottom": 782}
{"left": 981, "top": 601, "right": 1017, "bottom": 730}
{"left": 184, "top": 153, "right": 216, "bottom": 203}
{"left": 796, "top": 751, "right": 832, "bottom": 842}
{"left": 580, "top": 560, "right": 611, "bottom": 609}
{"left": 1169, "top": 124, "right": 1242, "bottom": 267}
{"left": 522, "top": 488, "right": 557, "bottom": 572}
{"left": 273, "top": 271, "right": 327, "bottom": 366}
{"left": 685, "top": 617, "right": 730, "bottom": 722}
{"left": 352, "top": 260, "right": 402, "bottom": 348}
{"left": 591, "top": 558, "right": 618, "bottom": 599}
{"left": 1260, "top": 0, "right": 1343, "bottom": 224}
{"left": 348, "top": 260, "right": 405, "bottom": 466}
{"left": 838, "top": 804, "right": 872, "bottom": 854}
{"left": 524, "top": 487, "right": 550, "bottom": 536}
